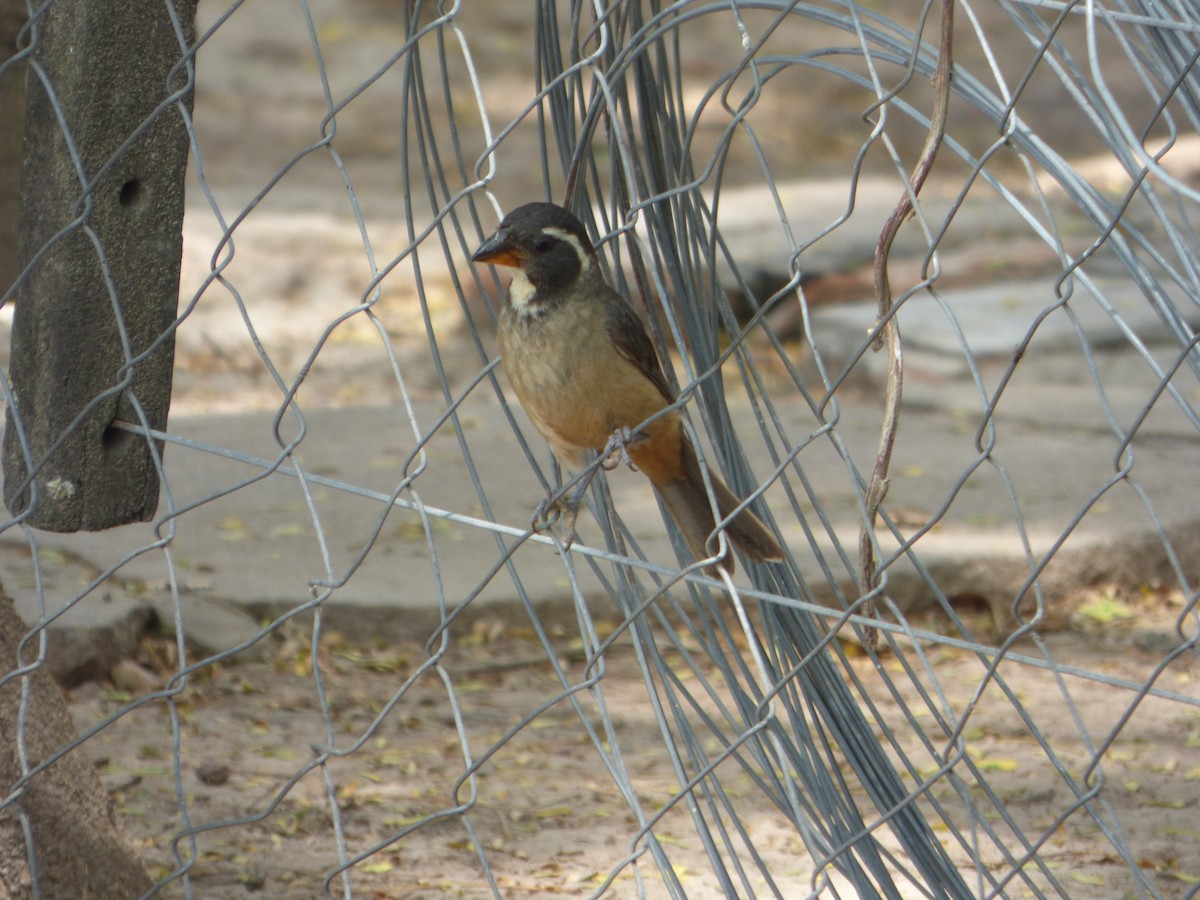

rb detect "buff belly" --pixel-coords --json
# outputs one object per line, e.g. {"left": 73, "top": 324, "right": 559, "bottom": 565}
{"left": 499, "top": 302, "right": 680, "bottom": 480}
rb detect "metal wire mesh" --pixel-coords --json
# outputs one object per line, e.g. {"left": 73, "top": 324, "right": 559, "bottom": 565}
{"left": 2, "top": 0, "right": 1199, "bottom": 897}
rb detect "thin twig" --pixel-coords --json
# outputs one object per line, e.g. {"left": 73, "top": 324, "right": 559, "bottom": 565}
{"left": 860, "top": 0, "right": 954, "bottom": 650}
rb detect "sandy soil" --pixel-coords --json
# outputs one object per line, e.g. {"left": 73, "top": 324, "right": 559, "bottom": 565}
{"left": 66, "top": 589, "right": 1199, "bottom": 899}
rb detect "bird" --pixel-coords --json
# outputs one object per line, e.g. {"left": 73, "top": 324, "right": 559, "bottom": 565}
{"left": 471, "top": 201, "right": 784, "bottom": 574}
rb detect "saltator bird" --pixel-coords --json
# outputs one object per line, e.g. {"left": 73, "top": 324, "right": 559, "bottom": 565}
{"left": 473, "top": 202, "right": 783, "bottom": 574}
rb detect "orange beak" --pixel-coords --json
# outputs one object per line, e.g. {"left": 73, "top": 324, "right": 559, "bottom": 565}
{"left": 471, "top": 229, "right": 523, "bottom": 269}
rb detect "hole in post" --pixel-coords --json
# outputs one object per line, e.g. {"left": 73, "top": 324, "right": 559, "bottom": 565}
{"left": 118, "top": 179, "right": 144, "bottom": 208}
{"left": 102, "top": 420, "right": 137, "bottom": 455}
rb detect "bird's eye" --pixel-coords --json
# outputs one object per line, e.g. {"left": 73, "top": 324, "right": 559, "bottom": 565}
{"left": 532, "top": 234, "right": 555, "bottom": 253}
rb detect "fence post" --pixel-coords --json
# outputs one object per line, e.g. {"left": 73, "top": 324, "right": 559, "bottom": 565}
{"left": 0, "top": 0, "right": 22, "bottom": 302}
{"left": 2, "top": 0, "right": 196, "bottom": 531}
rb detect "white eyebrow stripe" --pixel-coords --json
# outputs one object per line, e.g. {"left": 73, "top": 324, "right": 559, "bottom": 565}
{"left": 541, "top": 226, "right": 590, "bottom": 269}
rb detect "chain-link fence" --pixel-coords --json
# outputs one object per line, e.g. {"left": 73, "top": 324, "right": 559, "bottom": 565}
{"left": 2, "top": 0, "right": 1199, "bottom": 897}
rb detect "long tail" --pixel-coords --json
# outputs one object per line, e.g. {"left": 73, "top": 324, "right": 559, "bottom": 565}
{"left": 655, "top": 438, "right": 784, "bottom": 574}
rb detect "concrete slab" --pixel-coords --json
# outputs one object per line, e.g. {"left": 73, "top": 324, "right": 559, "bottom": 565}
{"left": 4, "top": 179, "right": 1196, "bottom": 659}
{"left": 6, "top": 319, "right": 1197, "bottom": 653}
{"left": 5, "top": 543, "right": 157, "bottom": 686}
{"left": 810, "top": 275, "right": 1200, "bottom": 374}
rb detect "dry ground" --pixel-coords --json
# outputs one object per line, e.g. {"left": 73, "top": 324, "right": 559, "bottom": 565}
{"left": 68, "top": 589, "right": 1199, "bottom": 899}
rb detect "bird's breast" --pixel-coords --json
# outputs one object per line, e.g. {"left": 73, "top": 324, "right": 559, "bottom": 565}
{"left": 499, "top": 300, "right": 672, "bottom": 471}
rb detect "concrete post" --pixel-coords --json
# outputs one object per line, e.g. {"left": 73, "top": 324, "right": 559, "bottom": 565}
{"left": 0, "top": 0, "right": 23, "bottom": 299}
{"left": 2, "top": 0, "right": 197, "bottom": 531}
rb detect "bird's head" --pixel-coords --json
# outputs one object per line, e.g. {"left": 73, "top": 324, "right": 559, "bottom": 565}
{"left": 472, "top": 203, "right": 595, "bottom": 312}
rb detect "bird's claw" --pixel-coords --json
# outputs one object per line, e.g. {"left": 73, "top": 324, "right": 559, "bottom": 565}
{"left": 530, "top": 428, "right": 645, "bottom": 553}
{"left": 532, "top": 493, "right": 581, "bottom": 551}
{"left": 600, "top": 427, "right": 647, "bottom": 472}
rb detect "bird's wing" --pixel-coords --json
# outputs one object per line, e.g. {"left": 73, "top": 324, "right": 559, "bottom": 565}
{"left": 604, "top": 288, "right": 676, "bottom": 404}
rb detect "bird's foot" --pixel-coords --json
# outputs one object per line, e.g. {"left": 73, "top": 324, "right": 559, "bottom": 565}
{"left": 600, "top": 427, "right": 648, "bottom": 472}
{"left": 532, "top": 492, "right": 581, "bottom": 551}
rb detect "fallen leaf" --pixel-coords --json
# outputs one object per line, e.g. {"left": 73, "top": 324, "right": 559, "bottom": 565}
{"left": 1077, "top": 594, "right": 1133, "bottom": 625}
{"left": 218, "top": 516, "right": 252, "bottom": 541}
{"left": 979, "top": 757, "right": 1018, "bottom": 773}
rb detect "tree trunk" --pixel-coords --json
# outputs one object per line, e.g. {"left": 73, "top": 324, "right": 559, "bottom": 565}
{"left": 0, "top": 588, "right": 154, "bottom": 898}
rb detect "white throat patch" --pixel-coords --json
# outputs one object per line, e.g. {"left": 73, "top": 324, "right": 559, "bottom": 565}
{"left": 507, "top": 267, "right": 537, "bottom": 314}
